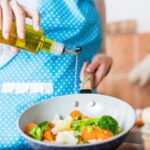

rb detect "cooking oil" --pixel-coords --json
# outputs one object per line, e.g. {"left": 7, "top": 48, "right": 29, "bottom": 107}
{"left": 0, "top": 20, "right": 77, "bottom": 56}
{"left": 74, "top": 54, "right": 78, "bottom": 93}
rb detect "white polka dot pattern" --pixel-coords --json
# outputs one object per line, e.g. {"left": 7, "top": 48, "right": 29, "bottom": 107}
{"left": 0, "top": 0, "right": 102, "bottom": 149}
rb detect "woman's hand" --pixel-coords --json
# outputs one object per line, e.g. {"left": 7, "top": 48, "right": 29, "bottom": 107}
{"left": 80, "top": 54, "right": 113, "bottom": 93}
{"left": 0, "top": 0, "right": 40, "bottom": 52}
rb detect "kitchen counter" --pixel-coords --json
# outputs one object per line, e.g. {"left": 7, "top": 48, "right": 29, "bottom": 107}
{"left": 118, "top": 143, "right": 143, "bottom": 150}
{"left": 118, "top": 127, "right": 144, "bottom": 150}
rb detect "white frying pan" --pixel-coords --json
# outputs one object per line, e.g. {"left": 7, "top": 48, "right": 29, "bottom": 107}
{"left": 18, "top": 72, "right": 136, "bottom": 150}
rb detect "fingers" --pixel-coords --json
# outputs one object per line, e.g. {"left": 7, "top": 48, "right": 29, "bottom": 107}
{"left": 84, "top": 54, "right": 112, "bottom": 89}
{"left": 86, "top": 57, "right": 100, "bottom": 73}
{"left": 0, "top": 0, "right": 40, "bottom": 41}
{"left": 0, "top": 5, "right": 2, "bottom": 30}
{"left": 1, "top": 0, "right": 13, "bottom": 39}
{"left": 94, "top": 64, "right": 110, "bottom": 88}
{"left": 23, "top": 6, "right": 40, "bottom": 31}
{"left": 32, "top": 11, "right": 40, "bottom": 31}
{"left": 10, "top": 0, "right": 26, "bottom": 39}
{"left": 95, "top": 57, "right": 112, "bottom": 87}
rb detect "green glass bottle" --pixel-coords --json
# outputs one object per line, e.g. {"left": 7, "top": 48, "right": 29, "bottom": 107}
{"left": 0, "top": 20, "right": 77, "bottom": 56}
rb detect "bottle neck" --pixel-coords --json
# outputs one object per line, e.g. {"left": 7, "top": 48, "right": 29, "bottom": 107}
{"left": 40, "top": 37, "right": 55, "bottom": 53}
{"left": 40, "top": 37, "right": 77, "bottom": 56}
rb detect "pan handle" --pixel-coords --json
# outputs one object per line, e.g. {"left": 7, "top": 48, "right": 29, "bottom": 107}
{"left": 80, "top": 72, "right": 94, "bottom": 94}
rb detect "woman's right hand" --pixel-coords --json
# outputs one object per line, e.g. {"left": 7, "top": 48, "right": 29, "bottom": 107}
{"left": 0, "top": 0, "right": 40, "bottom": 52}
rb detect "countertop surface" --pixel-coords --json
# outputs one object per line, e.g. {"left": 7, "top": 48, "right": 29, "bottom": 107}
{"left": 118, "top": 143, "right": 143, "bottom": 150}
{"left": 118, "top": 127, "right": 144, "bottom": 150}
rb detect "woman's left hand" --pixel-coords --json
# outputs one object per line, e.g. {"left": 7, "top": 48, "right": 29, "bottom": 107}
{"left": 80, "top": 54, "right": 113, "bottom": 93}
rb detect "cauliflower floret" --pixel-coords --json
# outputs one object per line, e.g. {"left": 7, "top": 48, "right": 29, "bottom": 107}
{"left": 88, "top": 139, "right": 98, "bottom": 144}
{"left": 51, "top": 115, "right": 73, "bottom": 135}
{"left": 64, "top": 115, "right": 73, "bottom": 122}
{"left": 88, "top": 139, "right": 102, "bottom": 144}
{"left": 51, "top": 114, "right": 63, "bottom": 125}
{"left": 51, "top": 120, "right": 71, "bottom": 135}
{"left": 56, "top": 131, "right": 78, "bottom": 145}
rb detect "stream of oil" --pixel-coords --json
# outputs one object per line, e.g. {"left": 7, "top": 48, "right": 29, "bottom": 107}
{"left": 74, "top": 55, "right": 78, "bottom": 94}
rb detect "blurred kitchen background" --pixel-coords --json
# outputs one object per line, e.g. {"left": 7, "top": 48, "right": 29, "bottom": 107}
{"left": 96, "top": 0, "right": 150, "bottom": 109}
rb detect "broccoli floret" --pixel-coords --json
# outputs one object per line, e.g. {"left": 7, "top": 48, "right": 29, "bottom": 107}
{"left": 97, "top": 115, "right": 118, "bottom": 135}
{"left": 38, "top": 121, "right": 49, "bottom": 132}
{"left": 72, "top": 115, "right": 119, "bottom": 135}
{"left": 29, "top": 127, "right": 43, "bottom": 141}
{"left": 29, "top": 121, "right": 49, "bottom": 141}
{"left": 115, "top": 127, "right": 123, "bottom": 135}
{"left": 74, "top": 131, "right": 82, "bottom": 141}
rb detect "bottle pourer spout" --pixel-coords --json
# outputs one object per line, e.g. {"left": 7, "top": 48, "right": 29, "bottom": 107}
{"left": 64, "top": 46, "right": 82, "bottom": 56}
{"left": 75, "top": 47, "right": 82, "bottom": 53}
{"left": 64, "top": 49, "right": 78, "bottom": 55}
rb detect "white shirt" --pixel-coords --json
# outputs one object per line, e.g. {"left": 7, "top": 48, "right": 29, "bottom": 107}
{"left": 18, "top": 0, "right": 38, "bottom": 9}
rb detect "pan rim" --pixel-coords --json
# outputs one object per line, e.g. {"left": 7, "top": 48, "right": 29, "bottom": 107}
{"left": 17, "top": 94, "right": 136, "bottom": 148}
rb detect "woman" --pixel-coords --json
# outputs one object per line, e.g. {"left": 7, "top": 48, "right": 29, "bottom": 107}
{"left": 0, "top": 0, "right": 112, "bottom": 149}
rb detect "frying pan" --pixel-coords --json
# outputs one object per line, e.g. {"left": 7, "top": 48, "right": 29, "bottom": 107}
{"left": 17, "top": 72, "right": 136, "bottom": 150}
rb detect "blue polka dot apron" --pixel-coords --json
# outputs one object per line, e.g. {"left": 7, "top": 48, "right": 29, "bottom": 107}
{"left": 0, "top": 0, "right": 102, "bottom": 149}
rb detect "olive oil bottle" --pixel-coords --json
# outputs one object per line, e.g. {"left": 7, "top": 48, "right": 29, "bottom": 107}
{"left": 0, "top": 20, "right": 77, "bottom": 56}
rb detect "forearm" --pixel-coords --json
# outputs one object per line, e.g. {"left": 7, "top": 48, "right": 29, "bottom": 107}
{"left": 95, "top": 0, "right": 106, "bottom": 53}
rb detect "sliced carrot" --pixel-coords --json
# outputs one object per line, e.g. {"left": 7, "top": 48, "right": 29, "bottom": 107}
{"left": 97, "top": 129, "right": 113, "bottom": 140}
{"left": 43, "top": 130, "right": 54, "bottom": 142}
{"left": 81, "top": 126, "right": 97, "bottom": 141}
{"left": 82, "top": 116, "right": 89, "bottom": 120}
{"left": 49, "top": 122, "right": 55, "bottom": 129}
{"left": 79, "top": 140, "right": 84, "bottom": 144}
{"left": 136, "top": 118, "right": 144, "bottom": 127}
{"left": 81, "top": 126, "right": 113, "bottom": 141}
{"left": 70, "top": 110, "right": 83, "bottom": 119}
{"left": 25, "top": 123, "right": 37, "bottom": 135}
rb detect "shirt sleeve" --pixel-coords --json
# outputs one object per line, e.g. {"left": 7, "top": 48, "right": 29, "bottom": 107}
{"left": 0, "top": 45, "right": 16, "bottom": 68}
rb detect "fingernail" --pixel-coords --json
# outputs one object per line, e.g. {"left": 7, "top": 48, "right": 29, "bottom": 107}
{"left": 4, "top": 32, "right": 9, "bottom": 39}
{"left": 19, "top": 32, "right": 25, "bottom": 39}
